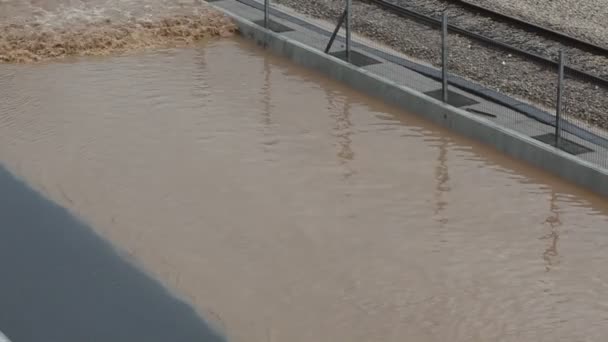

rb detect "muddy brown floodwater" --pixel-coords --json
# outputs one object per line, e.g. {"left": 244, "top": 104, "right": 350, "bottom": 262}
{"left": 1, "top": 37, "right": 608, "bottom": 342}
{"left": 0, "top": 0, "right": 235, "bottom": 62}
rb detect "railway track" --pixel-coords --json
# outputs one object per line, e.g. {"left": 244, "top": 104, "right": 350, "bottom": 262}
{"left": 454, "top": 0, "right": 608, "bottom": 56}
{"left": 366, "top": 0, "right": 608, "bottom": 87}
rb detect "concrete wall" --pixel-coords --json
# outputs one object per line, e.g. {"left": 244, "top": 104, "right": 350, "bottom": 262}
{"left": 215, "top": 8, "right": 608, "bottom": 198}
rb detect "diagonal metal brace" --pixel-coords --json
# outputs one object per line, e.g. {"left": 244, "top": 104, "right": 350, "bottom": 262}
{"left": 324, "top": 9, "right": 348, "bottom": 53}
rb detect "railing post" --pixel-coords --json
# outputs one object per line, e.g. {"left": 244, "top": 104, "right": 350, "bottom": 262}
{"left": 264, "top": 0, "right": 270, "bottom": 29}
{"left": 555, "top": 50, "right": 565, "bottom": 148}
{"left": 441, "top": 11, "right": 448, "bottom": 103}
{"left": 346, "top": 0, "right": 352, "bottom": 62}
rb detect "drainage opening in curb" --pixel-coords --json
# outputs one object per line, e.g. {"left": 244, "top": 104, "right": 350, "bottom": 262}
{"left": 532, "top": 133, "right": 593, "bottom": 155}
{"left": 253, "top": 19, "right": 294, "bottom": 33}
{"left": 329, "top": 50, "right": 381, "bottom": 67}
{"left": 424, "top": 89, "right": 479, "bottom": 107}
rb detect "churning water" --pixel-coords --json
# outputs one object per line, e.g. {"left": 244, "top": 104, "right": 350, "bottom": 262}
{"left": 0, "top": 0, "right": 235, "bottom": 62}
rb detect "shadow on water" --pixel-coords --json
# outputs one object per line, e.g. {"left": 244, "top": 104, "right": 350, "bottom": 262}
{"left": 0, "top": 165, "right": 225, "bottom": 342}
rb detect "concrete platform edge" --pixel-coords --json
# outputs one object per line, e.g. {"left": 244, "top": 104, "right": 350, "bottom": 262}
{"left": 213, "top": 6, "right": 608, "bottom": 198}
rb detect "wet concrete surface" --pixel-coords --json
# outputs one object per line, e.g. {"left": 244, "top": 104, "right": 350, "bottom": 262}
{"left": 0, "top": 165, "right": 224, "bottom": 342}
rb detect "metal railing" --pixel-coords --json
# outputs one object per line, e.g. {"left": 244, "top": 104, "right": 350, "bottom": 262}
{"left": 258, "top": 0, "right": 608, "bottom": 169}
{"left": 264, "top": 0, "right": 270, "bottom": 28}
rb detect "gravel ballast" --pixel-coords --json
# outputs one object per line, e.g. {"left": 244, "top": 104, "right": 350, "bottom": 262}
{"left": 272, "top": 0, "right": 608, "bottom": 132}
{"left": 387, "top": 0, "right": 608, "bottom": 80}
{"left": 466, "top": 0, "right": 608, "bottom": 48}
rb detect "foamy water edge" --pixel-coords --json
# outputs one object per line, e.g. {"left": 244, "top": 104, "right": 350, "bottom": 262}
{"left": 0, "top": 0, "right": 237, "bottom": 63}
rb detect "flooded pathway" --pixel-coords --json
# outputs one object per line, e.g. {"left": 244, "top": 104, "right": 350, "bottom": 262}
{"left": 1, "top": 37, "right": 608, "bottom": 342}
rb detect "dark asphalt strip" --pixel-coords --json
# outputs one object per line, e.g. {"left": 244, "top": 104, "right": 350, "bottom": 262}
{"left": 0, "top": 165, "right": 224, "bottom": 342}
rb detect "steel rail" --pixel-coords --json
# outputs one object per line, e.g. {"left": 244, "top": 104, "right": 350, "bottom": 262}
{"left": 366, "top": 0, "right": 608, "bottom": 87}
{"left": 454, "top": 0, "right": 608, "bottom": 56}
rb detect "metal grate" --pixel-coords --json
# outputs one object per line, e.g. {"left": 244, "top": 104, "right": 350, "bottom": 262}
{"left": 424, "top": 89, "right": 479, "bottom": 107}
{"left": 253, "top": 19, "right": 294, "bottom": 33}
{"left": 329, "top": 50, "right": 382, "bottom": 67}
{"left": 532, "top": 133, "right": 593, "bottom": 155}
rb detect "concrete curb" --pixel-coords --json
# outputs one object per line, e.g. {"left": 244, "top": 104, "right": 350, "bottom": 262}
{"left": 212, "top": 5, "right": 608, "bottom": 197}
{"left": 232, "top": 0, "right": 608, "bottom": 149}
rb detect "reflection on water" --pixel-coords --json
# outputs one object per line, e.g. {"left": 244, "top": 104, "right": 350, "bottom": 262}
{"left": 542, "top": 191, "right": 561, "bottom": 271}
{"left": 434, "top": 136, "right": 450, "bottom": 227}
{"left": 329, "top": 93, "right": 355, "bottom": 179}
{"left": 260, "top": 56, "right": 276, "bottom": 156}
{"left": 1, "top": 38, "right": 608, "bottom": 342}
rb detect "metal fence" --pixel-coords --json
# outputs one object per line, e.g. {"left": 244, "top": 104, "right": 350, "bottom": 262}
{"left": 258, "top": 0, "right": 608, "bottom": 170}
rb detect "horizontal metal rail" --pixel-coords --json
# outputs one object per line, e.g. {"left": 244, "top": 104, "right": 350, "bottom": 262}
{"left": 366, "top": 0, "right": 608, "bottom": 87}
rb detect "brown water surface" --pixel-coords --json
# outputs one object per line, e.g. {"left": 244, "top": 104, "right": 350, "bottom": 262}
{"left": 1, "top": 37, "right": 608, "bottom": 342}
